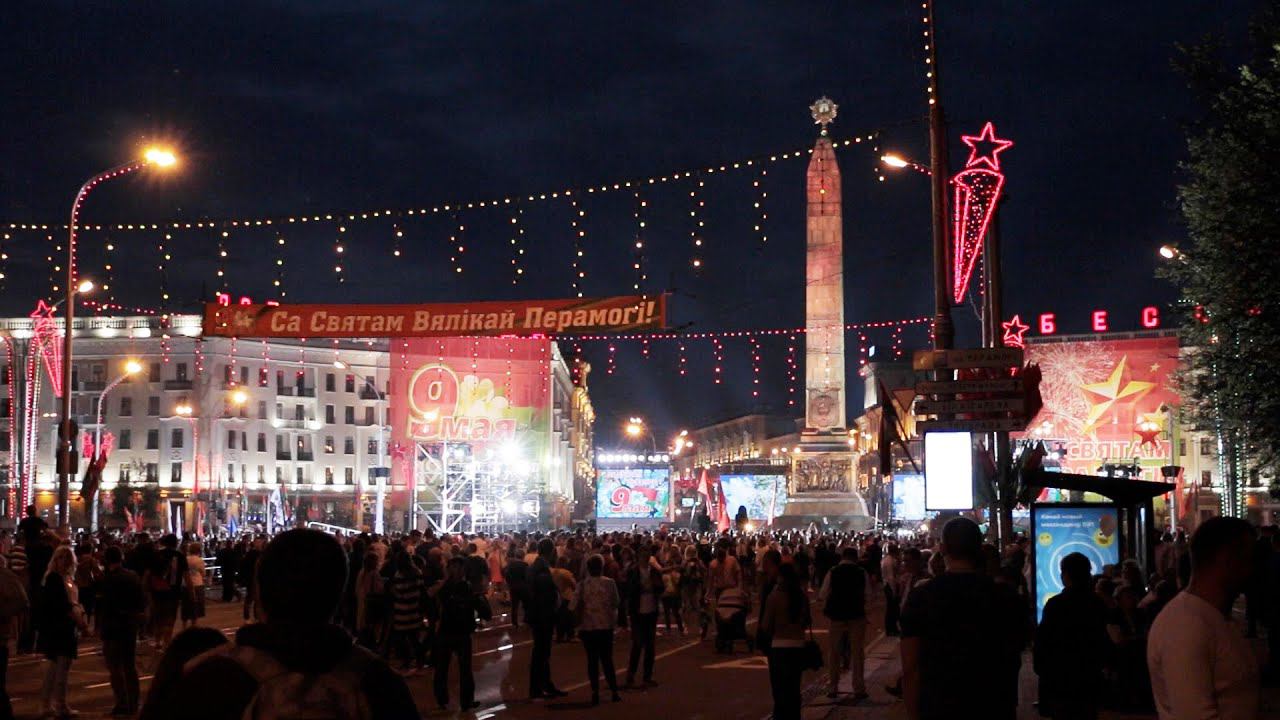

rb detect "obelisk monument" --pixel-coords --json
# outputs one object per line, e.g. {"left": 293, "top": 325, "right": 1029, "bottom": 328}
{"left": 780, "top": 97, "right": 871, "bottom": 530}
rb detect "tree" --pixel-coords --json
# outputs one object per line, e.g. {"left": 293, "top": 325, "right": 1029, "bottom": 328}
{"left": 1164, "top": 5, "right": 1280, "bottom": 509}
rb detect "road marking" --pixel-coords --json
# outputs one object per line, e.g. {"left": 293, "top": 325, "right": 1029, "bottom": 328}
{"left": 703, "top": 655, "right": 769, "bottom": 670}
{"left": 86, "top": 674, "right": 152, "bottom": 690}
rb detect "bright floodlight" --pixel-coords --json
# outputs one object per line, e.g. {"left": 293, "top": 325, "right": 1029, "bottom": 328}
{"left": 230, "top": 388, "right": 249, "bottom": 406}
{"left": 175, "top": 404, "right": 193, "bottom": 416}
{"left": 333, "top": 360, "right": 348, "bottom": 369}
{"left": 881, "top": 154, "right": 910, "bottom": 168}
{"left": 144, "top": 148, "right": 177, "bottom": 167}
{"left": 76, "top": 279, "right": 95, "bottom": 293}
{"left": 1158, "top": 245, "right": 1177, "bottom": 260}
{"left": 625, "top": 423, "right": 643, "bottom": 438}
{"left": 123, "top": 359, "right": 143, "bottom": 375}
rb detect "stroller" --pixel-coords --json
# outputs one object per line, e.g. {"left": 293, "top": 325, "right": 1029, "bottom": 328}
{"left": 713, "top": 586, "right": 754, "bottom": 653}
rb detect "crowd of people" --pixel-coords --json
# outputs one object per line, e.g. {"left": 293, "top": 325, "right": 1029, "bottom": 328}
{"left": 0, "top": 502, "right": 1270, "bottom": 719}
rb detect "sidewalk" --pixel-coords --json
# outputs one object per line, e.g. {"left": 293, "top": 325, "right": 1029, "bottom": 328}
{"left": 799, "top": 636, "right": 1280, "bottom": 720}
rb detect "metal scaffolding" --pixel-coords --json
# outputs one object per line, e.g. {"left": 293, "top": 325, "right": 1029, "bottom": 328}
{"left": 412, "top": 440, "right": 543, "bottom": 534}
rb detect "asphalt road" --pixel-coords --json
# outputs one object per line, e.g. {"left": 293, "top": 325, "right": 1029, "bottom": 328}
{"left": 5, "top": 589, "right": 884, "bottom": 719}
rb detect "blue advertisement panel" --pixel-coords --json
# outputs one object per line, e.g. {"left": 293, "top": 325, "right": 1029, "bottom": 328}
{"left": 596, "top": 468, "right": 670, "bottom": 519}
{"left": 720, "top": 474, "right": 788, "bottom": 520}
{"left": 891, "top": 474, "right": 926, "bottom": 520}
{"left": 1033, "top": 505, "right": 1120, "bottom": 622}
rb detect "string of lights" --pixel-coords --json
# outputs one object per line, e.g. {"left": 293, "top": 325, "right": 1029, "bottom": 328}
{"left": 274, "top": 234, "right": 287, "bottom": 298}
{"left": 334, "top": 224, "right": 347, "bottom": 284}
{"left": 689, "top": 174, "right": 704, "bottom": 270}
{"left": 570, "top": 199, "right": 586, "bottom": 297}
{"left": 633, "top": 191, "right": 646, "bottom": 292}
{"left": 509, "top": 206, "right": 525, "bottom": 285}
{"left": 754, "top": 168, "right": 768, "bottom": 246}
{"left": 1, "top": 133, "right": 880, "bottom": 233}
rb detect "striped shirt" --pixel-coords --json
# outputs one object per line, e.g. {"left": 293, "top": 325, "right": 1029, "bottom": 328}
{"left": 390, "top": 570, "right": 423, "bottom": 631}
{"left": 7, "top": 547, "right": 27, "bottom": 576}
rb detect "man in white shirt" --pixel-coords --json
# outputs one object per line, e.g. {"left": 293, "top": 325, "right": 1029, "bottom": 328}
{"left": 1149, "top": 516, "right": 1259, "bottom": 720}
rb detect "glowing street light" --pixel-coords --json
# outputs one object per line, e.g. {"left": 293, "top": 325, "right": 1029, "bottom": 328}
{"left": 229, "top": 388, "right": 249, "bottom": 406}
{"left": 57, "top": 145, "right": 182, "bottom": 527}
{"left": 123, "top": 359, "right": 144, "bottom": 376}
{"left": 1158, "top": 245, "right": 1180, "bottom": 260}
{"left": 175, "top": 404, "right": 194, "bottom": 417}
{"left": 88, "top": 357, "right": 144, "bottom": 532}
{"left": 881, "top": 154, "right": 910, "bottom": 168}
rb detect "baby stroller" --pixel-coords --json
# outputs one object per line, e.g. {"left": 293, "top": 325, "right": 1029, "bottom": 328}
{"left": 713, "top": 586, "right": 754, "bottom": 653}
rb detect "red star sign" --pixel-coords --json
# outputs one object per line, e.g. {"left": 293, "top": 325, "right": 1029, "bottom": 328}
{"left": 1002, "top": 314, "right": 1030, "bottom": 348}
{"left": 961, "top": 121, "right": 1015, "bottom": 171}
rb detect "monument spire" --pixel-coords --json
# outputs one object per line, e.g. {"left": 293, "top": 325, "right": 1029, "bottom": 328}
{"left": 803, "top": 97, "right": 845, "bottom": 435}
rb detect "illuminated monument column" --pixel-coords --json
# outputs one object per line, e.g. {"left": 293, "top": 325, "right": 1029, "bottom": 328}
{"left": 779, "top": 98, "right": 871, "bottom": 530}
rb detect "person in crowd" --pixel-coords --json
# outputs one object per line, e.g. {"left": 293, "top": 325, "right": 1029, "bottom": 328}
{"left": 1108, "top": 585, "right": 1152, "bottom": 710}
{"left": 756, "top": 549, "right": 782, "bottom": 653}
{"left": 680, "top": 545, "right": 706, "bottom": 639}
{"left": 761, "top": 563, "right": 812, "bottom": 720}
{"left": 900, "top": 517, "right": 1025, "bottom": 720}
{"left": 387, "top": 549, "right": 425, "bottom": 674}
{"left": 354, "top": 551, "right": 386, "bottom": 650}
{"left": 139, "top": 627, "right": 229, "bottom": 720}
{"left": 1149, "top": 517, "right": 1259, "bottom": 719}
{"left": 1034, "top": 552, "right": 1109, "bottom": 720}
{"left": 215, "top": 538, "right": 241, "bottom": 603}
{"left": 660, "top": 547, "right": 684, "bottom": 635}
{"left": 881, "top": 544, "right": 900, "bottom": 636}
{"left": 23, "top": 531, "right": 54, "bottom": 654}
{"left": 37, "top": 546, "right": 84, "bottom": 719}
{"left": 97, "top": 546, "right": 146, "bottom": 717}
{"left": 73, "top": 544, "right": 102, "bottom": 631}
{"left": 0, "top": 555, "right": 28, "bottom": 720}
{"left": 552, "top": 557, "right": 578, "bottom": 642}
{"left": 143, "top": 529, "right": 419, "bottom": 720}
{"left": 238, "top": 536, "right": 264, "bottom": 621}
{"left": 182, "top": 541, "right": 206, "bottom": 628}
{"left": 574, "top": 554, "right": 621, "bottom": 705}
{"left": 625, "top": 544, "right": 662, "bottom": 687}
{"left": 818, "top": 545, "right": 868, "bottom": 701}
{"left": 527, "top": 538, "right": 567, "bottom": 700}
{"left": 503, "top": 545, "right": 529, "bottom": 629}
{"left": 18, "top": 505, "right": 47, "bottom": 548}
{"left": 433, "top": 556, "right": 491, "bottom": 711}
{"left": 144, "top": 533, "right": 187, "bottom": 651}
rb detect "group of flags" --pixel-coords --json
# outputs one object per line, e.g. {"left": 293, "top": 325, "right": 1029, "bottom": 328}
{"left": 695, "top": 469, "right": 732, "bottom": 532}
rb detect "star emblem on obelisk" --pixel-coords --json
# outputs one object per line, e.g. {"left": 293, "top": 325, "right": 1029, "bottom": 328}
{"left": 810, "top": 97, "right": 838, "bottom": 135}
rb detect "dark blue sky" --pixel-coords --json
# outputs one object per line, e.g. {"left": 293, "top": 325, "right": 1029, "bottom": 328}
{"left": 0, "top": 1, "right": 1259, "bottom": 442}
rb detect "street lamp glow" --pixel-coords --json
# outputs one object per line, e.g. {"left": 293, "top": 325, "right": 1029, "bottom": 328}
{"left": 76, "top": 279, "right": 95, "bottom": 294}
{"left": 881, "top": 154, "right": 910, "bottom": 168}
{"left": 144, "top": 148, "right": 178, "bottom": 167}
{"left": 1158, "top": 245, "right": 1178, "bottom": 260}
{"left": 230, "top": 388, "right": 249, "bottom": 406}
{"left": 625, "top": 423, "right": 643, "bottom": 438}
{"left": 333, "top": 360, "right": 348, "bottom": 370}
{"left": 175, "top": 404, "right": 193, "bottom": 417}
{"left": 123, "top": 359, "right": 143, "bottom": 375}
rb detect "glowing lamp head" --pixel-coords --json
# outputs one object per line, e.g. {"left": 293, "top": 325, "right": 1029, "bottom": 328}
{"left": 144, "top": 148, "right": 178, "bottom": 167}
{"left": 881, "top": 154, "right": 910, "bottom": 169}
{"left": 625, "top": 423, "right": 643, "bottom": 438}
{"left": 76, "top": 279, "right": 95, "bottom": 294}
{"left": 332, "top": 360, "right": 348, "bottom": 370}
{"left": 230, "top": 389, "right": 249, "bottom": 406}
{"left": 123, "top": 359, "right": 143, "bottom": 376}
{"left": 175, "top": 404, "right": 193, "bottom": 417}
{"left": 1158, "top": 245, "right": 1178, "bottom": 260}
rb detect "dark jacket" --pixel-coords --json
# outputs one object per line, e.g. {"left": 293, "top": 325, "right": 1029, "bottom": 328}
{"left": 36, "top": 573, "right": 78, "bottom": 658}
{"left": 822, "top": 562, "right": 867, "bottom": 621}
{"left": 526, "top": 556, "right": 559, "bottom": 625}
{"left": 142, "top": 622, "right": 419, "bottom": 720}
{"left": 1033, "top": 585, "right": 1109, "bottom": 715}
{"left": 624, "top": 563, "right": 664, "bottom": 614}
{"left": 96, "top": 567, "right": 146, "bottom": 640}
{"left": 437, "top": 579, "right": 492, "bottom": 635}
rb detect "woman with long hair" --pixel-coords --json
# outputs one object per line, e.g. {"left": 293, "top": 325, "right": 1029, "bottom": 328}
{"left": 181, "top": 541, "right": 206, "bottom": 628}
{"left": 38, "top": 545, "right": 85, "bottom": 718}
{"left": 761, "top": 562, "right": 812, "bottom": 720}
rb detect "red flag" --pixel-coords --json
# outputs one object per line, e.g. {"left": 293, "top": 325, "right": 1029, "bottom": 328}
{"left": 696, "top": 469, "right": 711, "bottom": 501}
{"left": 715, "top": 477, "right": 731, "bottom": 533}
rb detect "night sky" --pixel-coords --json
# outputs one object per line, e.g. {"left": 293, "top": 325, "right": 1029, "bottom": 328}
{"left": 0, "top": 2, "right": 1259, "bottom": 444}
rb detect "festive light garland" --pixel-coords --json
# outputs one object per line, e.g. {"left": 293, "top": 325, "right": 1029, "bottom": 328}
{"left": 570, "top": 200, "right": 586, "bottom": 297}
{"left": 510, "top": 207, "right": 525, "bottom": 285}
{"left": 754, "top": 169, "right": 769, "bottom": 246}
{"left": 274, "top": 234, "right": 287, "bottom": 298}
{"left": 334, "top": 225, "right": 347, "bottom": 284}
{"left": 633, "top": 191, "right": 647, "bottom": 292}
{"left": 1, "top": 133, "right": 880, "bottom": 232}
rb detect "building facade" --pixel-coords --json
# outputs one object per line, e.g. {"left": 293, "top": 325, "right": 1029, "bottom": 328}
{"left": 0, "top": 313, "right": 591, "bottom": 533}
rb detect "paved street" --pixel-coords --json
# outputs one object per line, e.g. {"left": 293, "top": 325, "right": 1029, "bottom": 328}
{"left": 4, "top": 590, "right": 885, "bottom": 719}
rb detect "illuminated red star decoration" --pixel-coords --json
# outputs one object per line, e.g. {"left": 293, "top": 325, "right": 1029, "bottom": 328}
{"left": 1002, "top": 315, "right": 1030, "bottom": 348}
{"left": 1081, "top": 356, "right": 1156, "bottom": 438}
{"left": 961, "top": 121, "right": 1015, "bottom": 171}
{"left": 29, "top": 300, "right": 64, "bottom": 397}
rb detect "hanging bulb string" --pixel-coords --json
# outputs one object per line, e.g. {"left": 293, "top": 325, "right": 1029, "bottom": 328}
{"left": 2, "top": 131, "right": 881, "bottom": 232}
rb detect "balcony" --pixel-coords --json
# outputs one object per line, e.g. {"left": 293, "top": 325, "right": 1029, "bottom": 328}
{"left": 358, "top": 387, "right": 384, "bottom": 401}
{"left": 275, "top": 386, "right": 316, "bottom": 398}
{"left": 276, "top": 453, "right": 292, "bottom": 462}
{"left": 296, "top": 452, "right": 315, "bottom": 462}
{"left": 77, "top": 381, "right": 107, "bottom": 393}
{"left": 164, "top": 380, "right": 193, "bottom": 391}
{"left": 277, "top": 418, "right": 319, "bottom": 431}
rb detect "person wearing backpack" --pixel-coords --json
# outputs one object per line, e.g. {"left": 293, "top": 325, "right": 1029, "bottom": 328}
{"left": 149, "top": 528, "right": 420, "bottom": 720}
{"left": 0, "top": 555, "right": 29, "bottom": 720}
{"left": 433, "top": 557, "right": 491, "bottom": 711}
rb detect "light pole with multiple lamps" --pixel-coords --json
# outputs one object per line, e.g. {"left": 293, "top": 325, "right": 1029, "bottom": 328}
{"left": 57, "top": 147, "right": 178, "bottom": 527}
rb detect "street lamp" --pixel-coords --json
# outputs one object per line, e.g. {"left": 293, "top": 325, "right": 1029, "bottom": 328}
{"left": 624, "top": 416, "right": 658, "bottom": 453}
{"left": 87, "top": 358, "right": 142, "bottom": 532}
{"left": 58, "top": 146, "right": 180, "bottom": 527}
{"left": 881, "top": 153, "right": 932, "bottom": 175}
{"left": 334, "top": 359, "right": 387, "bottom": 533}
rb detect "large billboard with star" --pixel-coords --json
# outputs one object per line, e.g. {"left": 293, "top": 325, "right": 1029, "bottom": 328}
{"left": 1018, "top": 335, "right": 1180, "bottom": 479}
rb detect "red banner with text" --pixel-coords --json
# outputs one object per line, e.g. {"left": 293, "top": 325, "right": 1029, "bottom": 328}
{"left": 203, "top": 294, "right": 666, "bottom": 338}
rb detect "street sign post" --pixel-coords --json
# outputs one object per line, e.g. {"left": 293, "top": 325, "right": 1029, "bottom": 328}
{"left": 914, "top": 397, "right": 1026, "bottom": 415}
{"left": 918, "top": 417, "right": 1029, "bottom": 433}
{"left": 912, "top": 347, "right": 1023, "bottom": 371}
{"left": 915, "top": 378, "right": 1021, "bottom": 395}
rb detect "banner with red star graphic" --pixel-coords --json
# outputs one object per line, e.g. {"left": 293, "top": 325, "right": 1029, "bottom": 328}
{"left": 1017, "top": 336, "right": 1180, "bottom": 478}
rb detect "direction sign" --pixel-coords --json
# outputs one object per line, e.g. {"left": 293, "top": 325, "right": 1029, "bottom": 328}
{"left": 918, "top": 417, "right": 1029, "bottom": 433}
{"left": 912, "top": 347, "right": 1024, "bottom": 371}
{"left": 916, "top": 378, "right": 1021, "bottom": 395}
{"left": 915, "top": 397, "right": 1026, "bottom": 414}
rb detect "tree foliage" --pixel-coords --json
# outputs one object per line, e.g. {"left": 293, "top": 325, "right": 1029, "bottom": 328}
{"left": 1165, "top": 6, "right": 1280, "bottom": 476}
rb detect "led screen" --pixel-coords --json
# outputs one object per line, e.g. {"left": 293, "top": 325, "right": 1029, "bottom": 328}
{"left": 720, "top": 474, "right": 788, "bottom": 521}
{"left": 891, "top": 473, "right": 926, "bottom": 520}
{"left": 925, "top": 431, "right": 975, "bottom": 511}
{"left": 597, "top": 468, "right": 670, "bottom": 519}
